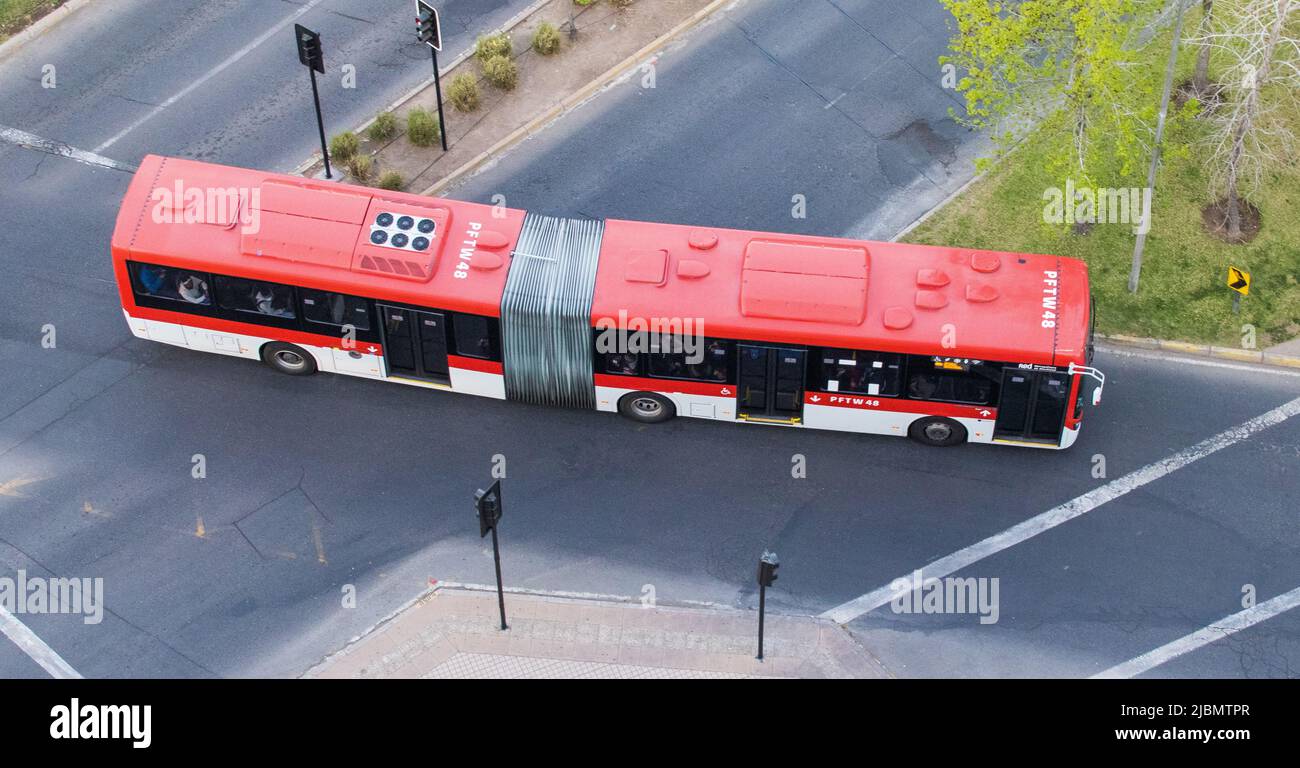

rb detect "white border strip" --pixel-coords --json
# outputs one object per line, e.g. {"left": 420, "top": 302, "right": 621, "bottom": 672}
{"left": 1093, "top": 585, "right": 1300, "bottom": 678}
{"left": 0, "top": 605, "right": 82, "bottom": 679}
{"left": 0, "top": 124, "right": 136, "bottom": 172}
{"left": 820, "top": 395, "right": 1300, "bottom": 624}
{"left": 1097, "top": 345, "right": 1300, "bottom": 378}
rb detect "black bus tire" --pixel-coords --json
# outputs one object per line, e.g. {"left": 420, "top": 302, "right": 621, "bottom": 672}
{"left": 618, "top": 392, "right": 676, "bottom": 423}
{"left": 908, "top": 416, "right": 967, "bottom": 447}
{"left": 261, "top": 342, "right": 318, "bottom": 376}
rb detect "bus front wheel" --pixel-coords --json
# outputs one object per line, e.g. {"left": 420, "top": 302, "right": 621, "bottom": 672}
{"left": 618, "top": 392, "right": 675, "bottom": 424}
{"left": 908, "top": 416, "right": 966, "bottom": 447}
{"left": 261, "top": 342, "right": 317, "bottom": 376}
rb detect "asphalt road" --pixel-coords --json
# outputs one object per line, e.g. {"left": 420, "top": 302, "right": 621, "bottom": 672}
{"left": 0, "top": 0, "right": 1297, "bottom": 679}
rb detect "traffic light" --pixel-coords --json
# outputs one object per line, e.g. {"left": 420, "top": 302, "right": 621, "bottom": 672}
{"left": 294, "top": 24, "right": 324, "bottom": 74}
{"left": 475, "top": 480, "right": 502, "bottom": 538}
{"left": 757, "top": 551, "right": 779, "bottom": 588}
{"left": 416, "top": 1, "right": 441, "bottom": 50}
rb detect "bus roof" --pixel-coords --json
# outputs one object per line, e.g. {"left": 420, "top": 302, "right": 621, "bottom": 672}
{"left": 112, "top": 155, "right": 523, "bottom": 318}
{"left": 112, "top": 155, "right": 1091, "bottom": 367}
{"left": 593, "top": 219, "right": 1092, "bottom": 367}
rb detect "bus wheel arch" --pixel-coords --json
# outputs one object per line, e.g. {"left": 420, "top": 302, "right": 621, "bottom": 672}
{"left": 260, "top": 342, "right": 318, "bottom": 376}
{"left": 908, "top": 416, "right": 966, "bottom": 447}
{"left": 617, "top": 392, "right": 676, "bottom": 423}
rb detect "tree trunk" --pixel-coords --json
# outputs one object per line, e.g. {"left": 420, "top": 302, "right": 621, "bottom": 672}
{"left": 1226, "top": 165, "right": 1242, "bottom": 240}
{"left": 1193, "top": 0, "right": 1214, "bottom": 94}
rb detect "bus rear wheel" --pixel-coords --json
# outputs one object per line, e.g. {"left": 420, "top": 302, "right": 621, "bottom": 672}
{"left": 618, "top": 392, "right": 675, "bottom": 423}
{"left": 261, "top": 342, "right": 317, "bottom": 376}
{"left": 908, "top": 416, "right": 966, "bottom": 447}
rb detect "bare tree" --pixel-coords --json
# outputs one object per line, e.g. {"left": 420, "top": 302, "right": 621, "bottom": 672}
{"left": 1194, "top": 0, "right": 1300, "bottom": 240}
{"left": 1192, "top": 0, "right": 1216, "bottom": 94}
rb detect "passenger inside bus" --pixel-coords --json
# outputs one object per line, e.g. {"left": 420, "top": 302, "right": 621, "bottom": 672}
{"left": 253, "top": 289, "right": 293, "bottom": 318}
{"left": 178, "top": 275, "right": 209, "bottom": 305}
{"left": 607, "top": 353, "right": 639, "bottom": 376}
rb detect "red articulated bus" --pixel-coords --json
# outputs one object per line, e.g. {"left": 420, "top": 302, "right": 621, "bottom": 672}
{"left": 111, "top": 155, "right": 1104, "bottom": 448}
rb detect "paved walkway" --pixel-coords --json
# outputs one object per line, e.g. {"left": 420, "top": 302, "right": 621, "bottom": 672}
{"left": 306, "top": 586, "right": 890, "bottom": 679}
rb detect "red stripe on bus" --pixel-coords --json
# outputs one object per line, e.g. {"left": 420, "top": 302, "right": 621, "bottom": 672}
{"left": 448, "top": 355, "right": 503, "bottom": 375}
{"left": 593, "top": 373, "right": 734, "bottom": 398}
{"left": 127, "top": 306, "right": 381, "bottom": 355}
{"left": 805, "top": 392, "right": 995, "bottom": 420}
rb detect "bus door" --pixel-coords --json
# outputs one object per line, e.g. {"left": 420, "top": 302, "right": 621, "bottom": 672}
{"left": 737, "top": 345, "right": 806, "bottom": 424}
{"left": 994, "top": 368, "right": 1069, "bottom": 443}
{"left": 378, "top": 305, "right": 449, "bottom": 384}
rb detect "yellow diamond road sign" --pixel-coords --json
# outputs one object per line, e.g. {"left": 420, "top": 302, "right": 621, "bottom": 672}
{"left": 1227, "top": 266, "right": 1250, "bottom": 296}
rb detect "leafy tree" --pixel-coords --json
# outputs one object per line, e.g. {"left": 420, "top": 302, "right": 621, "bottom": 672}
{"left": 941, "top": 0, "right": 1167, "bottom": 182}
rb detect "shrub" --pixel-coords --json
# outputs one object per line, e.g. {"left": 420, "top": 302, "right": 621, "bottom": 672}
{"left": 368, "top": 112, "right": 398, "bottom": 142}
{"left": 574, "top": 0, "right": 597, "bottom": 6}
{"left": 474, "top": 32, "right": 512, "bottom": 63}
{"left": 346, "top": 153, "right": 373, "bottom": 181}
{"left": 329, "top": 131, "right": 359, "bottom": 162}
{"left": 532, "top": 22, "right": 561, "bottom": 55}
{"left": 482, "top": 55, "right": 518, "bottom": 91}
{"left": 406, "top": 107, "right": 441, "bottom": 147}
{"left": 377, "top": 171, "right": 404, "bottom": 191}
{"left": 447, "top": 73, "right": 480, "bottom": 112}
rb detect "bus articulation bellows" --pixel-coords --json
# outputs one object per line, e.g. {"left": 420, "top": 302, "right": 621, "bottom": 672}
{"left": 111, "top": 156, "right": 1104, "bottom": 448}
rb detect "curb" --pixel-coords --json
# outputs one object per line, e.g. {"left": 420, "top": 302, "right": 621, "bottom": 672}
{"left": 1097, "top": 333, "right": 1300, "bottom": 369}
{"left": 0, "top": 0, "right": 92, "bottom": 62}
{"left": 291, "top": 0, "right": 555, "bottom": 177}
{"left": 419, "top": 0, "right": 737, "bottom": 197}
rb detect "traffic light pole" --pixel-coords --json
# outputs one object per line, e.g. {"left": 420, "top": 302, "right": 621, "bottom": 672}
{"left": 757, "top": 580, "right": 767, "bottom": 660}
{"left": 309, "top": 67, "right": 332, "bottom": 179}
{"left": 431, "top": 46, "right": 448, "bottom": 152}
{"left": 490, "top": 524, "right": 507, "bottom": 630}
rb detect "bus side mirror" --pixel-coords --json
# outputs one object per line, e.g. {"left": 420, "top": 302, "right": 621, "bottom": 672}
{"left": 1069, "top": 363, "right": 1105, "bottom": 407}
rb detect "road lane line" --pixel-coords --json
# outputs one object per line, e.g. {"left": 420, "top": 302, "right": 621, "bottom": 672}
{"left": 1092, "top": 586, "right": 1300, "bottom": 678}
{"left": 820, "top": 395, "right": 1300, "bottom": 625}
{"left": 92, "top": 0, "right": 328, "bottom": 152}
{"left": 0, "top": 605, "right": 83, "bottom": 679}
{"left": 0, "top": 125, "right": 136, "bottom": 172}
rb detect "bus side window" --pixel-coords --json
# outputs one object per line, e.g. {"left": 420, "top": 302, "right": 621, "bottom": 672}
{"left": 451, "top": 313, "right": 494, "bottom": 360}
{"left": 820, "top": 348, "right": 902, "bottom": 396}
{"left": 130, "top": 262, "right": 212, "bottom": 307}
{"left": 301, "top": 289, "right": 370, "bottom": 331}
{"left": 907, "top": 360, "right": 999, "bottom": 405}
{"left": 684, "top": 339, "right": 730, "bottom": 382}
{"left": 215, "top": 276, "right": 296, "bottom": 319}
{"left": 648, "top": 337, "right": 729, "bottom": 382}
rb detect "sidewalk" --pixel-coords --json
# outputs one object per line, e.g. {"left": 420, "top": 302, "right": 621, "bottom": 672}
{"left": 306, "top": 585, "right": 890, "bottom": 679}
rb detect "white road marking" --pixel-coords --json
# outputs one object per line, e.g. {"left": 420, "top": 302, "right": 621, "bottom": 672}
{"left": 821, "top": 395, "right": 1300, "bottom": 625}
{"left": 92, "top": 0, "right": 328, "bottom": 152}
{"left": 1097, "top": 345, "right": 1300, "bottom": 378}
{"left": 0, "top": 605, "right": 83, "bottom": 679}
{"left": 1093, "top": 586, "right": 1300, "bottom": 678}
{"left": 0, "top": 125, "right": 136, "bottom": 172}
